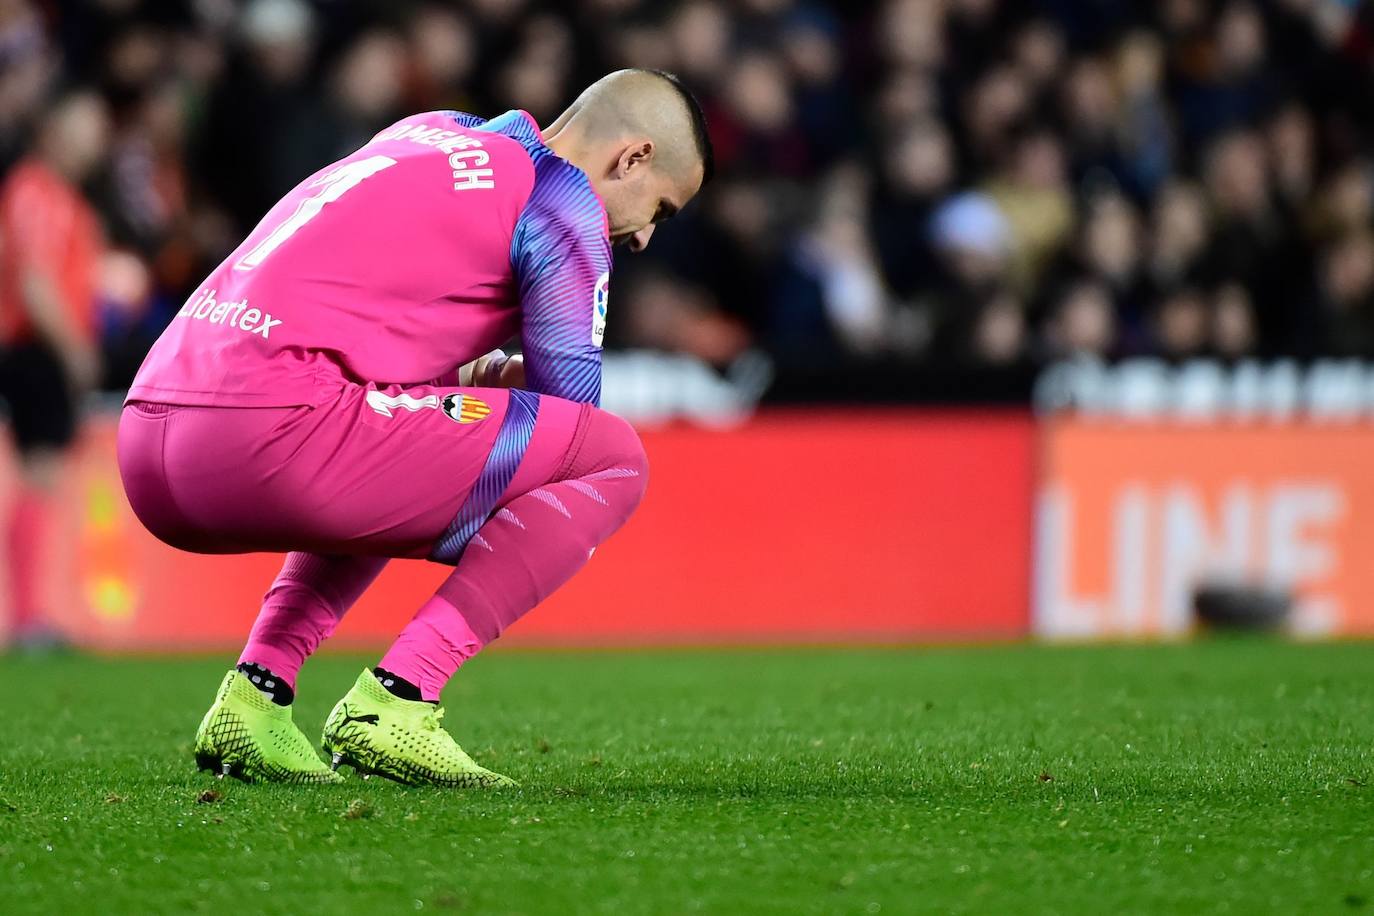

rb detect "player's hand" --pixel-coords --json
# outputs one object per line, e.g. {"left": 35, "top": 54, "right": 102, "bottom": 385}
{"left": 459, "top": 349, "right": 505, "bottom": 386}
{"left": 460, "top": 350, "right": 525, "bottom": 389}
{"left": 494, "top": 354, "right": 524, "bottom": 389}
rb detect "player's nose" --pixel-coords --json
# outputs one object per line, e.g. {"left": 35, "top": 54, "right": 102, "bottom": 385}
{"left": 628, "top": 224, "right": 655, "bottom": 253}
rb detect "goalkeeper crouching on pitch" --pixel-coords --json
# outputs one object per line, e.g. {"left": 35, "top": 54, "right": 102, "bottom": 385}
{"left": 117, "top": 69, "right": 711, "bottom": 786}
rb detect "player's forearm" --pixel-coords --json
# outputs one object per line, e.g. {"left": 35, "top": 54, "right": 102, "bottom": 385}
{"left": 521, "top": 368, "right": 600, "bottom": 404}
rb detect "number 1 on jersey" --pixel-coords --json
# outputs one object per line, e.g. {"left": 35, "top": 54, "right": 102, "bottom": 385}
{"left": 234, "top": 155, "right": 398, "bottom": 271}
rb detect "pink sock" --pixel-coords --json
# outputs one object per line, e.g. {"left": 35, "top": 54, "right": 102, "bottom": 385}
{"left": 377, "top": 595, "right": 484, "bottom": 700}
{"left": 8, "top": 488, "right": 50, "bottom": 634}
{"left": 379, "top": 409, "right": 648, "bottom": 701}
{"left": 238, "top": 552, "right": 388, "bottom": 686}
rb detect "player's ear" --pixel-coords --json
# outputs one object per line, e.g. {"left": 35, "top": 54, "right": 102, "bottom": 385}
{"left": 617, "top": 140, "right": 655, "bottom": 179}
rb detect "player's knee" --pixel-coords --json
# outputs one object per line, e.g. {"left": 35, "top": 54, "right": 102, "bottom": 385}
{"left": 580, "top": 407, "right": 649, "bottom": 509}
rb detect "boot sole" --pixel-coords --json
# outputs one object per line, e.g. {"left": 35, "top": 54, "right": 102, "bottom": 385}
{"left": 195, "top": 708, "right": 342, "bottom": 785}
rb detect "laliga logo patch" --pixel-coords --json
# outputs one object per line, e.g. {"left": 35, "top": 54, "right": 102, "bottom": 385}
{"left": 442, "top": 392, "right": 492, "bottom": 424}
{"left": 591, "top": 271, "right": 610, "bottom": 347}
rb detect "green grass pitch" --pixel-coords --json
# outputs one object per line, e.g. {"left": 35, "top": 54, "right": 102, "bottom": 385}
{"left": 1, "top": 640, "right": 1371, "bottom": 913}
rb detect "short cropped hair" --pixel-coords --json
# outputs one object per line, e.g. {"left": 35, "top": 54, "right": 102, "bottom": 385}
{"left": 642, "top": 68, "right": 715, "bottom": 185}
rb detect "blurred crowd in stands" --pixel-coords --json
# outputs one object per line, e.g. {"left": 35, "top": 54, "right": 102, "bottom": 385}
{"left": 4, "top": 0, "right": 1374, "bottom": 390}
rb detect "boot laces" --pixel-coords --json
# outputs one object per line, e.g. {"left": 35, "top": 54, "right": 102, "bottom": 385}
{"left": 421, "top": 707, "right": 446, "bottom": 732}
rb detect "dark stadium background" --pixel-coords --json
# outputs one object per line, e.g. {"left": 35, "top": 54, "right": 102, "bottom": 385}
{"left": 28, "top": 0, "right": 1374, "bottom": 391}
{"left": 3, "top": 0, "right": 1374, "bottom": 647}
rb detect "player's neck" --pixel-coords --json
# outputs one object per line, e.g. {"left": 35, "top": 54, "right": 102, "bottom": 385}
{"left": 542, "top": 122, "right": 575, "bottom": 159}
{"left": 542, "top": 99, "right": 584, "bottom": 143}
{"left": 543, "top": 124, "right": 594, "bottom": 179}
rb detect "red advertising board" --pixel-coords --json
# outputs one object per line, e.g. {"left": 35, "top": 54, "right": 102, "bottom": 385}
{"left": 1, "top": 409, "right": 1034, "bottom": 649}
{"left": 1036, "top": 418, "right": 1374, "bottom": 638}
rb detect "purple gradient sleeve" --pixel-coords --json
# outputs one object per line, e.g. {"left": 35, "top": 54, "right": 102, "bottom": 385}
{"left": 510, "top": 159, "right": 611, "bottom": 406}
{"left": 440, "top": 110, "right": 489, "bottom": 129}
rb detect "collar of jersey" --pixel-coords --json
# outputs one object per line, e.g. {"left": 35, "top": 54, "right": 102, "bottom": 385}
{"left": 474, "top": 110, "right": 545, "bottom": 152}
{"left": 477, "top": 109, "right": 611, "bottom": 241}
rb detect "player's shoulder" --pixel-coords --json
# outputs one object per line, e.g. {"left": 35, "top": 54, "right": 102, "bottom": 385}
{"left": 374, "top": 109, "right": 484, "bottom": 133}
{"left": 439, "top": 110, "right": 488, "bottom": 130}
{"left": 460, "top": 110, "right": 606, "bottom": 236}
{"left": 369, "top": 110, "right": 531, "bottom": 161}
{"left": 514, "top": 167, "right": 609, "bottom": 266}
{"left": 366, "top": 110, "right": 539, "bottom": 202}
{"left": 518, "top": 163, "right": 608, "bottom": 248}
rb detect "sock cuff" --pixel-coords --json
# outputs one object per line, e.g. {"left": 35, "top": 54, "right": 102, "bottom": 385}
{"left": 236, "top": 642, "right": 305, "bottom": 691}
{"left": 235, "top": 661, "right": 295, "bottom": 705}
{"left": 373, "top": 667, "right": 425, "bottom": 702}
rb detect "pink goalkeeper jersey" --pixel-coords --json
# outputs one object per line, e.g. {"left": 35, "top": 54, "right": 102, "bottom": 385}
{"left": 129, "top": 110, "right": 612, "bottom": 408}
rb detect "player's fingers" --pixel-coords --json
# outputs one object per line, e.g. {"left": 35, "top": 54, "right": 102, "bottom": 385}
{"left": 459, "top": 349, "right": 507, "bottom": 387}
{"left": 473, "top": 354, "right": 506, "bottom": 387}
{"left": 498, "top": 354, "right": 525, "bottom": 389}
{"left": 470, "top": 357, "right": 493, "bottom": 385}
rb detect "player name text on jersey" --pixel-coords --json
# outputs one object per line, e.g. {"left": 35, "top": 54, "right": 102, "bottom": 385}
{"left": 371, "top": 121, "right": 497, "bottom": 191}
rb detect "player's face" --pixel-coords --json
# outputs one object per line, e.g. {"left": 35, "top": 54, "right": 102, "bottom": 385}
{"left": 602, "top": 143, "right": 703, "bottom": 253}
